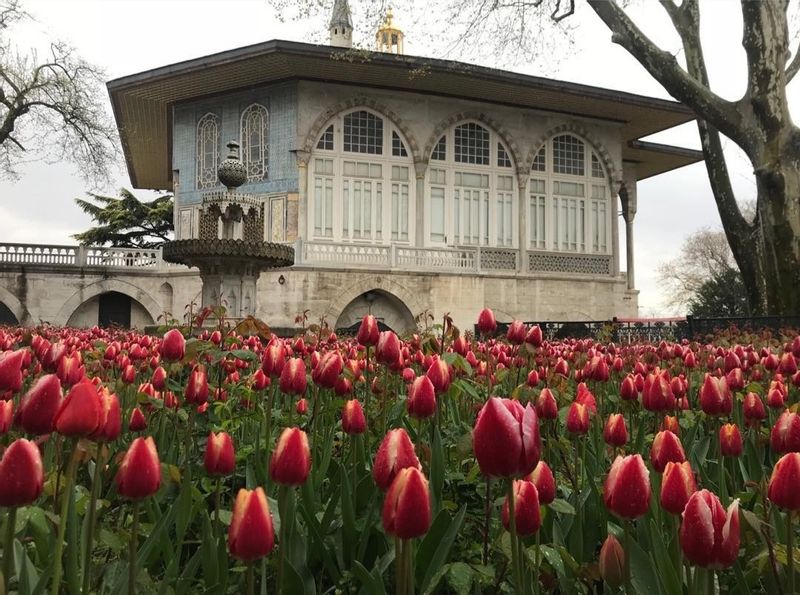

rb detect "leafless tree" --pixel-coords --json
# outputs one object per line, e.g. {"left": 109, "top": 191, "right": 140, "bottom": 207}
{"left": 0, "top": 0, "right": 118, "bottom": 182}
{"left": 270, "top": 0, "right": 800, "bottom": 316}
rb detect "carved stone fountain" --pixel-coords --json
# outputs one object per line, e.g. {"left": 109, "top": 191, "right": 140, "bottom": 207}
{"left": 162, "top": 141, "right": 294, "bottom": 319}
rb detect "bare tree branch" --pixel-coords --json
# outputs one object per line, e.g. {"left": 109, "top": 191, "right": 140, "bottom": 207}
{"left": 786, "top": 41, "right": 800, "bottom": 81}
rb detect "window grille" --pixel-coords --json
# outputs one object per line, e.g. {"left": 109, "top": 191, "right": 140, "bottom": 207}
{"left": 196, "top": 113, "right": 220, "bottom": 189}
{"left": 454, "top": 123, "right": 490, "bottom": 165}
{"left": 497, "top": 143, "right": 512, "bottom": 167}
{"left": 317, "top": 125, "right": 334, "bottom": 151}
{"left": 552, "top": 134, "right": 585, "bottom": 176}
{"left": 343, "top": 111, "right": 383, "bottom": 154}
{"left": 240, "top": 104, "right": 269, "bottom": 182}
{"left": 431, "top": 135, "right": 447, "bottom": 161}
{"left": 392, "top": 131, "right": 408, "bottom": 157}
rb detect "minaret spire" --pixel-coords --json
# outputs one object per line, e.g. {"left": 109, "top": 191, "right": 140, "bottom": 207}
{"left": 329, "top": 0, "right": 353, "bottom": 48}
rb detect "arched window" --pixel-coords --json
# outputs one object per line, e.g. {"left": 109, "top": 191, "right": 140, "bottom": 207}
{"left": 196, "top": 113, "right": 220, "bottom": 189}
{"left": 240, "top": 104, "right": 269, "bottom": 182}
{"left": 425, "top": 121, "right": 516, "bottom": 247}
{"left": 528, "top": 134, "right": 610, "bottom": 254}
{"left": 309, "top": 109, "right": 413, "bottom": 243}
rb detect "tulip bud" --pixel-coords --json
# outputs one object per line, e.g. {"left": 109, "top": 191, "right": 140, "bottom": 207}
{"left": 261, "top": 344, "right": 286, "bottom": 377}
{"left": 295, "top": 398, "right": 308, "bottom": 415}
{"left": 342, "top": 399, "right": 366, "bottom": 435}
{"left": 185, "top": 365, "right": 209, "bottom": 405}
{"left": 90, "top": 389, "right": 121, "bottom": 442}
{"left": 680, "top": 490, "right": 740, "bottom": 568}
{"left": 210, "top": 330, "right": 223, "bottom": 346}
{"left": 603, "top": 454, "right": 650, "bottom": 520}
{"left": 54, "top": 380, "right": 102, "bottom": 437}
{"left": 279, "top": 357, "right": 307, "bottom": 396}
{"left": 768, "top": 452, "right": 800, "bottom": 510}
{"left": 228, "top": 487, "right": 275, "bottom": 560}
{"left": 14, "top": 374, "right": 62, "bottom": 435}
{"left": 312, "top": 351, "right": 343, "bottom": 389}
{"left": 270, "top": 427, "right": 311, "bottom": 486}
{"left": 121, "top": 364, "right": 136, "bottom": 385}
{"left": 376, "top": 331, "right": 401, "bottom": 365}
{"left": 160, "top": 329, "right": 185, "bottom": 362}
{"left": 0, "top": 438, "right": 44, "bottom": 506}
{"left": 779, "top": 352, "right": 798, "bottom": 375}
{"left": 373, "top": 428, "right": 421, "bottom": 491}
{"left": 115, "top": 437, "right": 161, "bottom": 500}
{"left": 204, "top": 431, "right": 236, "bottom": 476}
{"left": 0, "top": 399, "right": 12, "bottom": 434}
{"left": 660, "top": 461, "right": 697, "bottom": 515}
{"left": 603, "top": 413, "right": 628, "bottom": 447}
{"left": 650, "top": 430, "right": 686, "bottom": 473}
{"left": 56, "top": 352, "right": 85, "bottom": 387}
{"left": 476, "top": 308, "right": 497, "bottom": 335}
{"left": 566, "top": 402, "right": 591, "bottom": 435}
{"left": 407, "top": 376, "right": 436, "bottom": 419}
{"left": 525, "top": 325, "right": 543, "bottom": 347}
{"left": 382, "top": 467, "right": 432, "bottom": 539}
{"left": 151, "top": 366, "right": 167, "bottom": 391}
{"left": 527, "top": 461, "right": 556, "bottom": 504}
{"left": 501, "top": 479, "right": 541, "bottom": 536}
{"left": 506, "top": 320, "right": 526, "bottom": 345}
{"left": 129, "top": 407, "right": 147, "bottom": 432}
{"left": 0, "top": 349, "right": 25, "bottom": 392}
{"left": 535, "top": 388, "right": 558, "bottom": 420}
{"left": 425, "top": 356, "right": 451, "bottom": 395}
{"left": 334, "top": 376, "right": 353, "bottom": 396}
{"left": 473, "top": 397, "right": 541, "bottom": 478}
{"left": 719, "top": 423, "right": 743, "bottom": 457}
{"left": 771, "top": 410, "right": 800, "bottom": 453}
{"left": 620, "top": 375, "right": 638, "bottom": 401}
{"left": 699, "top": 374, "right": 732, "bottom": 417}
{"left": 356, "top": 315, "right": 380, "bottom": 347}
{"left": 598, "top": 535, "right": 625, "bottom": 588}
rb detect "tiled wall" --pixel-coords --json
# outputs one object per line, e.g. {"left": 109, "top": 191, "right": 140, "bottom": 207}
{"left": 172, "top": 82, "right": 299, "bottom": 209}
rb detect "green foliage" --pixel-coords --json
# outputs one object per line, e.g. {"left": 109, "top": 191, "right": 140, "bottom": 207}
{"left": 72, "top": 189, "right": 174, "bottom": 248}
{"left": 688, "top": 267, "right": 751, "bottom": 317}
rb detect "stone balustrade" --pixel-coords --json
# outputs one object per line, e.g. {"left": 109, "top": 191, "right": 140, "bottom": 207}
{"left": 0, "top": 243, "right": 169, "bottom": 270}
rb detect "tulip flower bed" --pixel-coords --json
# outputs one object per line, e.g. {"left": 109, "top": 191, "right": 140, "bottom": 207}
{"left": 1, "top": 313, "right": 800, "bottom": 595}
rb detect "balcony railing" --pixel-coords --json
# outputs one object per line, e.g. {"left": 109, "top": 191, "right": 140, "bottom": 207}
{"left": 0, "top": 244, "right": 170, "bottom": 270}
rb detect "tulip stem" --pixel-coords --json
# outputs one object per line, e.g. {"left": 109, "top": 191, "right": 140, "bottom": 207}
{"left": 507, "top": 480, "right": 523, "bottom": 594}
{"left": 82, "top": 443, "right": 105, "bottom": 594}
{"left": 717, "top": 419, "right": 726, "bottom": 503}
{"left": 482, "top": 478, "right": 491, "bottom": 565}
{"left": 395, "top": 538, "right": 404, "bottom": 595}
{"left": 214, "top": 478, "right": 222, "bottom": 535}
{"left": 51, "top": 438, "right": 80, "bottom": 595}
{"left": 788, "top": 511, "right": 795, "bottom": 595}
{"left": 623, "top": 521, "right": 632, "bottom": 595}
{"left": 246, "top": 561, "right": 255, "bottom": 595}
{"left": 128, "top": 501, "right": 140, "bottom": 595}
{"left": 2, "top": 506, "right": 17, "bottom": 594}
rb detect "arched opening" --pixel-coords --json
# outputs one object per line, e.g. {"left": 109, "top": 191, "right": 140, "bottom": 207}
{"left": 66, "top": 291, "right": 155, "bottom": 329}
{"left": 0, "top": 302, "right": 18, "bottom": 325}
{"left": 335, "top": 289, "right": 416, "bottom": 335}
{"left": 159, "top": 282, "right": 174, "bottom": 318}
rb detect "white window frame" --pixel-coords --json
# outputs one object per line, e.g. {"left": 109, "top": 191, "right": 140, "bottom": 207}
{"left": 196, "top": 112, "right": 220, "bottom": 190}
{"left": 308, "top": 109, "right": 415, "bottom": 244}
{"left": 240, "top": 103, "right": 269, "bottom": 182}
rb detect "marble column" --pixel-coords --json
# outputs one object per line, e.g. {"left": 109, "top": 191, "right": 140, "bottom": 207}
{"left": 619, "top": 165, "right": 638, "bottom": 291}
{"left": 414, "top": 161, "right": 427, "bottom": 247}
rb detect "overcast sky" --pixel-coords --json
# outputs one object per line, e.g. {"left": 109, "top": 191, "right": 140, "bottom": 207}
{"left": 1, "top": 0, "right": 797, "bottom": 316}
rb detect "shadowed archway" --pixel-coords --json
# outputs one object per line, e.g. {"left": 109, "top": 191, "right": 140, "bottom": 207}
{"left": 335, "top": 289, "right": 416, "bottom": 335}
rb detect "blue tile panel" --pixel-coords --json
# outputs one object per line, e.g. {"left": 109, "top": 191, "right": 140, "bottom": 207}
{"left": 172, "top": 82, "right": 299, "bottom": 208}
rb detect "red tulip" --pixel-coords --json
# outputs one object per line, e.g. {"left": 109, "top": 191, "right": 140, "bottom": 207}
{"left": 160, "top": 329, "right": 185, "bottom": 362}
{"left": 151, "top": 366, "right": 167, "bottom": 391}
{"left": 650, "top": 430, "right": 686, "bottom": 473}
{"left": 767, "top": 386, "right": 786, "bottom": 409}
{"left": 261, "top": 344, "right": 286, "bottom": 377}
{"left": 525, "top": 324, "right": 543, "bottom": 347}
{"left": 0, "top": 349, "right": 25, "bottom": 392}
{"left": 743, "top": 392, "right": 765, "bottom": 426}
{"left": 660, "top": 461, "right": 697, "bottom": 515}
{"left": 376, "top": 331, "right": 401, "bottom": 365}
{"left": 506, "top": 320, "right": 526, "bottom": 345}
{"left": 342, "top": 399, "right": 366, "bottom": 435}
{"left": 642, "top": 372, "right": 674, "bottom": 412}
{"left": 526, "top": 461, "right": 556, "bottom": 505}
{"left": 407, "top": 376, "right": 436, "bottom": 419}
{"left": 476, "top": 308, "right": 497, "bottom": 335}
{"left": 279, "top": 357, "right": 307, "bottom": 396}
{"left": 204, "top": 431, "right": 236, "bottom": 476}
{"left": 535, "top": 388, "right": 558, "bottom": 419}
{"left": 356, "top": 315, "right": 380, "bottom": 347}
{"left": 185, "top": 365, "right": 209, "bottom": 405}
{"left": 779, "top": 352, "right": 798, "bottom": 375}
{"left": 295, "top": 398, "right": 308, "bottom": 415}
{"left": 719, "top": 423, "right": 743, "bottom": 457}
{"left": 699, "top": 374, "right": 732, "bottom": 417}
{"left": 771, "top": 410, "right": 800, "bottom": 453}
{"left": 566, "top": 402, "right": 590, "bottom": 435}
{"left": 425, "top": 356, "right": 451, "bottom": 395}
{"left": 115, "top": 437, "right": 161, "bottom": 500}
{"left": 473, "top": 397, "right": 540, "bottom": 478}
{"left": 54, "top": 380, "right": 101, "bottom": 437}
{"left": 603, "top": 413, "right": 628, "bottom": 447}
{"left": 90, "top": 388, "right": 121, "bottom": 442}
{"left": 373, "top": 428, "right": 421, "bottom": 491}
{"left": 680, "top": 490, "right": 740, "bottom": 569}
{"left": 526, "top": 369, "right": 540, "bottom": 387}
{"left": 501, "top": 479, "right": 541, "bottom": 536}
{"left": 598, "top": 535, "right": 625, "bottom": 588}
{"left": 129, "top": 407, "right": 147, "bottom": 432}
{"left": 661, "top": 415, "right": 680, "bottom": 435}
{"left": 0, "top": 439, "right": 44, "bottom": 506}
{"left": 334, "top": 376, "right": 353, "bottom": 396}
{"left": 382, "top": 467, "right": 432, "bottom": 539}
{"left": 121, "top": 364, "right": 136, "bottom": 385}
{"left": 56, "top": 352, "right": 84, "bottom": 386}
{"left": 312, "top": 351, "right": 343, "bottom": 389}
{"left": 768, "top": 452, "right": 800, "bottom": 510}
{"left": 228, "top": 487, "right": 275, "bottom": 560}
{"left": 603, "top": 454, "right": 650, "bottom": 520}
{"left": 15, "top": 374, "right": 62, "bottom": 435}
{"left": 0, "top": 400, "right": 12, "bottom": 434}
{"left": 620, "top": 375, "right": 638, "bottom": 401}
{"left": 270, "top": 427, "right": 311, "bottom": 486}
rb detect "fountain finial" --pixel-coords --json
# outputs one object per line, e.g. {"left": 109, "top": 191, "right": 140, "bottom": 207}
{"left": 217, "top": 140, "right": 248, "bottom": 190}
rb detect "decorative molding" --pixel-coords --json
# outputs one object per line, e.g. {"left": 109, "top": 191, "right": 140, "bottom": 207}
{"left": 524, "top": 123, "right": 620, "bottom": 183}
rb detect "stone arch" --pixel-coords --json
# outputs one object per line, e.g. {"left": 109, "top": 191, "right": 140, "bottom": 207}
{"left": 324, "top": 275, "right": 424, "bottom": 333}
{"left": 55, "top": 279, "right": 162, "bottom": 327}
{"left": 0, "top": 286, "right": 25, "bottom": 325}
{"left": 422, "top": 111, "right": 524, "bottom": 169}
{"left": 335, "top": 290, "right": 417, "bottom": 335}
{"left": 524, "top": 123, "right": 620, "bottom": 183}
{"left": 301, "top": 96, "right": 422, "bottom": 163}
{"left": 159, "top": 282, "right": 174, "bottom": 317}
